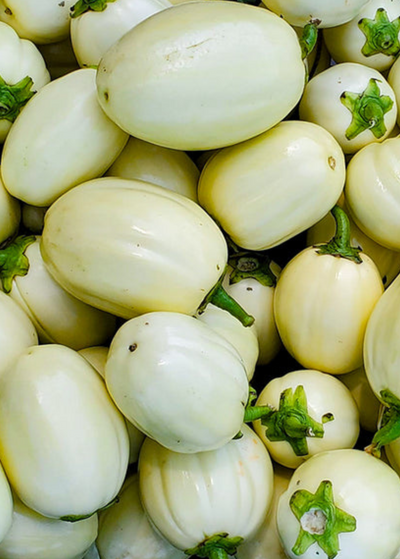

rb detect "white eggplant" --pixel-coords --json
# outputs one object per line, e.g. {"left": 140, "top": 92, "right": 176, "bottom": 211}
{"left": 70, "top": 0, "right": 171, "bottom": 68}
{"left": 0, "top": 289, "right": 37, "bottom": 377}
{"left": 323, "top": 0, "right": 400, "bottom": 72}
{"left": 0, "top": 492, "right": 98, "bottom": 559}
{"left": 97, "top": 473, "right": 185, "bottom": 559}
{"left": 105, "top": 311, "right": 249, "bottom": 453}
{"left": 0, "top": 0, "right": 76, "bottom": 44}
{"left": 105, "top": 136, "right": 199, "bottom": 202}
{"left": 96, "top": 1, "right": 305, "bottom": 150}
{"left": 274, "top": 206, "right": 384, "bottom": 375}
{"left": 138, "top": 424, "right": 274, "bottom": 558}
{"left": 1, "top": 68, "right": 129, "bottom": 207}
{"left": 0, "top": 172, "right": 19, "bottom": 245}
{"left": 198, "top": 120, "right": 345, "bottom": 251}
{"left": 299, "top": 62, "right": 397, "bottom": 154}
{"left": 277, "top": 449, "right": 400, "bottom": 559}
{"left": 0, "top": 463, "right": 13, "bottom": 546}
{"left": 40, "top": 177, "right": 242, "bottom": 322}
{"left": 261, "top": 0, "right": 369, "bottom": 28}
{"left": 339, "top": 365, "right": 381, "bottom": 433}
{"left": 0, "top": 236, "right": 117, "bottom": 350}
{"left": 0, "top": 21, "right": 50, "bottom": 143}
{"left": 0, "top": 344, "right": 130, "bottom": 519}
{"left": 251, "top": 369, "right": 359, "bottom": 469}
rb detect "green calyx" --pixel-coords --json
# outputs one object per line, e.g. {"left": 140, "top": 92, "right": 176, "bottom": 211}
{"left": 0, "top": 235, "right": 36, "bottom": 293}
{"left": 228, "top": 250, "right": 277, "bottom": 288}
{"left": 0, "top": 75, "right": 35, "bottom": 123}
{"left": 299, "top": 22, "right": 319, "bottom": 60}
{"left": 340, "top": 77, "right": 393, "bottom": 140}
{"left": 290, "top": 480, "right": 357, "bottom": 559}
{"left": 244, "top": 385, "right": 334, "bottom": 456}
{"left": 316, "top": 205, "right": 362, "bottom": 264}
{"left": 60, "top": 495, "right": 119, "bottom": 522}
{"left": 359, "top": 8, "right": 400, "bottom": 58}
{"left": 70, "top": 0, "right": 116, "bottom": 18}
{"left": 197, "top": 266, "right": 255, "bottom": 328}
{"left": 185, "top": 533, "right": 244, "bottom": 559}
{"left": 365, "top": 389, "right": 400, "bottom": 457}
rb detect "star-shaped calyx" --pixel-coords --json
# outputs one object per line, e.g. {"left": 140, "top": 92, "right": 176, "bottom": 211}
{"left": 290, "top": 480, "right": 357, "bottom": 559}
{"left": 359, "top": 8, "right": 400, "bottom": 58}
{"left": 340, "top": 77, "right": 393, "bottom": 140}
{"left": 0, "top": 235, "right": 36, "bottom": 293}
{"left": 0, "top": 75, "right": 35, "bottom": 123}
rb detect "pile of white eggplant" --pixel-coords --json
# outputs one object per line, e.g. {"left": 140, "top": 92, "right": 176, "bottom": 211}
{"left": 1, "top": 0, "right": 400, "bottom": 558}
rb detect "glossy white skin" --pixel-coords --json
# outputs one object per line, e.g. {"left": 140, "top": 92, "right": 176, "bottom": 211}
{"left": 198, "top": 120, "right": 345, "bottom": 250}
{"left": 299, "top": 62, "right": 397, "bottom": 154}
{"left": 105, "top": 136, "right": 199, "bottom": 202}
{"left": 97, "top": 473, "right": 185, "bottom": 559}
{"left": 253, "top": 370, "right": 360, "bottom": 469}
{"left": 0, "top": 290, "right": 37, "bottom": 377}
{"left": 78, "top": 345, "right": 146, "bottom": 465}
{"left": 138, "top": 424, "right": 274, "bottom": 551}
{"left": 96, "top": 1, "right": 305, "bottom": 151}
{"left": 0, "top": 493, "right": 98, "bottom": 559}
{"left": 196, "top": 303, "right": 259, "bottom": 381}
{"left": 0, "top": 172, "right": 19, "bottom": 244}
{"left": 323, "top": 0, "right": 400, "bottom": 71}
{"left": 0, "top": 22, "right": 50, "bottom": 142}
{"left": 0, "top": 464, "right": 13, "bottom": 546}
{"left": 274, "top": 247, "right": 384, "bottom": 375}
{"left": 345, "top": 136, "right": 400, "bottom": 250}
{"left": 225, "top": 277, "right": 282, "bottom": 367}
{"left": 1, "top": 68, "right": 129, "bottom": 207}
{"left": 261, "top": 0, "right": 370, "bottom": 28}
{"left": 105, "top": 312, "right": 249, "bottom": 453}
{"left": 0, "top": 0, "right": 76, "bottom": 43}
{"left": 0, "top": 344, "right": 130, "bottom": 519}
{"left": 237, "top": 464, "right": 291, "bottom": 559}
{"left": 364, "top": 270, "right": 400, "bottom": 400}
{"left": 306, "top": 196, "right": 400, "bottom": 287}
{"left": 71, "top": 0, "right": 171, "bottom": 68}
{"left": 339, "top": 365, "right": 380, "bottom": 433}
{"left": 40, "top": 177, "right": 227, "bottom": 319}
{"left": 8, "top": 238, "right": 117, "bottom": 350}
{"left": 277, "top": 449, "right": 400, "bottom": 559}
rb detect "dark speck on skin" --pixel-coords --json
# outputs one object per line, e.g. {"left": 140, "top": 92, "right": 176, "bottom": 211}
{"left": 246, "top": 287, "right": 253, "bottom": 291}
{"left": 58, "top": 1, "right": 65, "bottom": 6}
{"left": 4, "top": 7, "right": 12, "bottom": 14}
{"left": 104, "top": 91, "right": 109, "bottom": 102}
{"left": 145, "top": 322, "right": 149, "bottom": 326}
{"left": 128, "top": 343, "right": 138, "bottom": 352}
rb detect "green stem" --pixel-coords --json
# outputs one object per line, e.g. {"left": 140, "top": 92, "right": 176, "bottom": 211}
{"left": 340, "top": 77, "right": 393, "bottom": 140}
{"left": 290, "top": 480, "right": 356, "bottom": 558}
{"left": 244, "top": 385, "right": 334, "bottom": 456}
{"left": 299, "top": 22, "right": 319, "bottom": 60}
{"left": 0, "top": 75, "right": 35, "bottom": 123}
{"left": 185, "top": 533, "right": 243, "bottom": 558}
{"left": 316, "top": 205, "right": 362, "bottom": 263}
{"left": 0, "top": 235, "right": 36, "bottom": 293}
{"left": 365, "top": 389, "right": 400, "bottom": 457}
{"left": 70, "top": 0, "right": 116, "bottom": 18}
{"left": 228, "top": 251, "right": 277, "bottom": 287}
{"left": 198, "top": 268, "right": 255, "bottom": 327}
{"left": 359, "top": 8, "right": 400, "bottom": 58}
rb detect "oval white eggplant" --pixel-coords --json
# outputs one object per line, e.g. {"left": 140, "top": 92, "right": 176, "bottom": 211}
{"left": 40, "top": 177, "right": 228, "bottom": 319}
{"left": 198, "top": 120, "right": 345, "bottom": 251}
{"left": 105, "top": 311, "right": 249, "bottom": 453}
{"left": 0, "top": 492, "right": 98, "bottom": 559}
{"left": 138, "top": 424, "right": 274, "bottom": 554}
{"left": 4, "top": 237, "right": 117, "bottom": 350}
{"left": 97, "top": 473, "right": 185, "bottom": 559}
{"left": 0, "top": 172, "right": 20, "bottom": 244}
{"left": 71, "top": 0, "right": 171, "bottom": 68}
{"left": 0, "top": 344, "right": 130, "bottom": 519}
{"left": 0, "top": 0, "right": 76, "bottom": 44}
{"left": 105, "top": 136, "right": 199, "bottom": 202}
{"left": 1, "top": 68, "right": 129, "bottom": 207}
{"left": 96, "top": 1, "right": 305, "bottom": 150}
